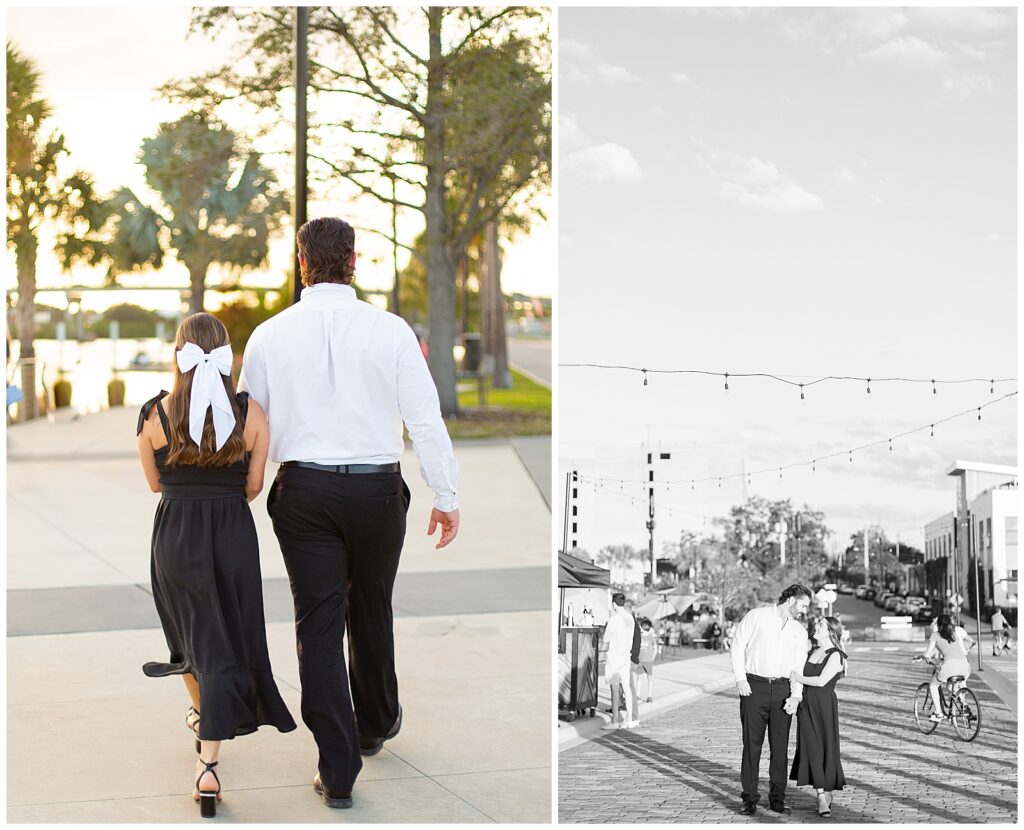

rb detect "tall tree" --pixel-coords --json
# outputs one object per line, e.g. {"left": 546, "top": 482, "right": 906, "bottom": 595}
{"left": 101, "top": 112, "right": 288, "bottom": 313}
{"left": 6, "top": 42, "right": 106, "bottom": 419}
{"left": 714, "top": 496, "right": 830, "bottom": 578}
{"left": 161, "top": 7, "right": 551, "bottom": 414}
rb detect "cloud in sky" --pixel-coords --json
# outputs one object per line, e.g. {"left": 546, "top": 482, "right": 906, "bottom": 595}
{"left": 860, "top": 35, "right": 949, "bottom": 69}
{"left": 670, "top": 71, "right": 694, "bottom": 86}
{"left": 595, "top": 63, "right": 639, "bottom": 83}
{"left": 836, "top": 166, "right": 860, "bottom": 186}
{"left": 560, "top": 38, "right": 593, "bottom": 59}
{"left": 909, "top": 6, "right": 1015, "bottom": 35}
{"left": 943, "top": 73, "right": 995, "bottom": 100}
{"left": 558, "top": 114, "right": 586, "bottom": 150}
{"left": 693, "top": 140, "right": 824, "bottom": 212}
{"left": 564, "top": 142, "right": 643, "bottom": 184}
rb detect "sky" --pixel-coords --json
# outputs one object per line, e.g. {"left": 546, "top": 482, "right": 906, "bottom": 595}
{"left": 5, "top": 6, "right": 552, "bottom": 313}
{"left": 557, "top": 7, "right": 1018, "bottom": 555}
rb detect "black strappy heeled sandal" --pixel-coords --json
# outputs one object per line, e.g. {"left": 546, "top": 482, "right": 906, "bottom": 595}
{"left": 817, "top": 792, "right": 831, "bottom": 818}
{"left": 186, "top": 706, "right": 201, "bottom": 754}
{"left": 194, "top": 759, "right": 221, "bottom": 818}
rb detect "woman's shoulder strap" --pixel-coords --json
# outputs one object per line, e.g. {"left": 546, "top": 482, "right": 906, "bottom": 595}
{"left": 137, "top": 390, "right": 170, "bottom": 436}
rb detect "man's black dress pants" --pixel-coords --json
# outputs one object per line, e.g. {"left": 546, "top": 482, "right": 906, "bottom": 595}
{"left": 739, "top": 675, "right": 793, "bottom": 808}
{"left": 268, "top": 466, "right": 410, "bottom": 794}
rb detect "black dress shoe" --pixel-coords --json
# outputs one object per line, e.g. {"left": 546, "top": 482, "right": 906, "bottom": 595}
{"left": 359, "top": 704, "right": 403, "bottom": 756}
{"left": 768, "top": 803, "right": 791, "bottom": 815}
{"left": 313, "top": 773, "right": 353, "bottom": 809}
{"left": 740, "top": 803, "right": 757, "bottom": 816}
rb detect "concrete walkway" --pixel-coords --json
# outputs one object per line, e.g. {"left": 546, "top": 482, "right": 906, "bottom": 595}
{"left": 6, "top": 407, "right": 551, "bottom": 823}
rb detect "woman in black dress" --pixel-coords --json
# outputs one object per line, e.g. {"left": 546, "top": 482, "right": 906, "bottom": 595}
{"left": 136, "top": 313, "right": 295, "bottom": 817}
{"left": 789, "top": 616, "right": 847, "bottom": 818}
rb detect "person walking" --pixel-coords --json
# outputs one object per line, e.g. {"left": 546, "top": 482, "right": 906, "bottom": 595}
{"left": 602, "top": 593, "right": 635, "bottom": 729}
{"left": 136, "top": 313, "right": 297, "bottom": 817}
{"left": 239, "top": 217, "right": 460, "bottom": 808}
{"left": 635, "top": 617, "right": 659, "bottom": 702}
{"left": 789, "top": 616, "right": 848, "bottom": 818}
{"left": 730, "top": 584, "right": 812, "bottom": 816}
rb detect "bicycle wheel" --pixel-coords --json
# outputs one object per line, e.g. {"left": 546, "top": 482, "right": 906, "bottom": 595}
{"left": 914, "top": 683, "right": 938, "bottom": 734}
{"left": 951, "top": 687, "right": 982, "bottom": 742}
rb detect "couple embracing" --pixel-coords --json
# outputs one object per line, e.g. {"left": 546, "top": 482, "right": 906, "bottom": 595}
{"left": 730, "top": 585, "right": 847, "bottom": 819}
{"left": 136, "top": 217, "right": 460, "bottom": 817}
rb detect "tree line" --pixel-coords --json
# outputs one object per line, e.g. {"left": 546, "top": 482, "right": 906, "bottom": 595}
{"left": 7, "top": 8, "right": 550, "bottom": 419}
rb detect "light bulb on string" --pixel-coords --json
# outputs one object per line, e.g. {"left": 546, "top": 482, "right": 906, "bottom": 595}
{"left": 724, "top": 372, "right": 729, "bottom": 392}
{"left": 642, "top": 368, "right": 648, "bottom": 389}
{"left": 779, "top": 467, "right": 783, "bottom": 481}
{"left": 691, "top": 480, "right": 695, "bottom": 492}
{"left": 812, "top": 459, "right": 816, "bottom": 473}
{"left": 718, "top": 477, "right": 722, "bottom": 488}
{"left": 991, "top": 379, "right": 994, "bottom": 394}
{"left": 930, "top": 424, "right": 934, "bottom": 438}
{"left": 849, "top": 450, "right": 853, "bottom": 463}
{"left": 889, "top": 439, "right": 893, "bottom": 452}
{"left": 799, "top": 383, "right": 805, "bottom": 401}
{"left": 932, "top": 379, "right": 937, "bottom": 395}
{"left": 866, "top": 378, "right": 871, "bottom": 395}
{"left": 978, "top": 407, "right": 982, "bottom": 421}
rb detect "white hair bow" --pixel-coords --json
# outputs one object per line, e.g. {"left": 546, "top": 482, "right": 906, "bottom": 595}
{"left": 176, "top": 342, "right": 236, "bottom": 451}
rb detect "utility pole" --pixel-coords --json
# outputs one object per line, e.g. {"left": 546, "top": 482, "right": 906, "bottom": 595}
{"left": 644, "top": 445, "right": 671, "bottom": 589}
{"left": 863, "top": 524, "right": 869, "bottom": 586}
{"left": 292, "top": 6, "right": 309, "bottom": 304}
{"left": 562, "top": 472, "right": 571, "bottom": 554}
{"left": 569, "top": 470, "right": 579, "bottom": 551}
{"left": 795, "top": 512, "right": 802, "bottom": 583}
{"left": 970, "top": 510, "right": 984, "bottom": 672}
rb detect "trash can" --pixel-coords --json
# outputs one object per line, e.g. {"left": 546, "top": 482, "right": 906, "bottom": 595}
{"left": 558, "top": 626, "right": 600, "bottom": 721}
{"left": 462, "top": 333, "right": 481, "bottom": 374}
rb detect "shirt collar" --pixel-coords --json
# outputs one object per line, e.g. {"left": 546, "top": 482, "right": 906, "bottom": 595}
{"left": 300, "top": 283, "right": 356, "bottom": 301}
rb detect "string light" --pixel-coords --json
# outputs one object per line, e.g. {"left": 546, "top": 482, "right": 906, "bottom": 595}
{"left": 560, "top": 363, "right": 1015, "bottom": 393}
{"left": 642, "top": 368, "right": 648, "bottom": 388}
{"left": 800, "top": 383, "right": 805, "bottom": 400}
{"left": 574, "top": 392, "right": 1017, "bottom": 493}
{"left": 779, "top": 467, "right": 783, "bottom": 480}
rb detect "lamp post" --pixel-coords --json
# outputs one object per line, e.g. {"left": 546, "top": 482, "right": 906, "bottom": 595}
{"left": 645, "top": 449, "right": 671, "bottom": 589}
{"left": 293, "top": 6, "right": 309, "bottom": 304}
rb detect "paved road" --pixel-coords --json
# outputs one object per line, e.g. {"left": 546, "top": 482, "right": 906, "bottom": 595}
{"left": 509, "top": 336, "right": 551, "bottom": 387}
{"left": 559, "top": 643, "right": 1017, "bottom": 823}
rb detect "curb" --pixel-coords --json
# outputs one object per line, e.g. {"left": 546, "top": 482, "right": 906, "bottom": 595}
{"left": 558, "top": 672, "right": 737, "bottom": 752}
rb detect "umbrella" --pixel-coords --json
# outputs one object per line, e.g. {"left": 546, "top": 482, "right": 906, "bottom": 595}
{"left": 636, "top": 594, "right": 694, "bottom": 620}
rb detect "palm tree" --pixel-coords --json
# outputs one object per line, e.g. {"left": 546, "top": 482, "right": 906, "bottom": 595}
{"left": 104, "top": 112, "right": 288, "bottom": 313}
{"left": 6, "top": 42, "right": 105, "bottom": 420}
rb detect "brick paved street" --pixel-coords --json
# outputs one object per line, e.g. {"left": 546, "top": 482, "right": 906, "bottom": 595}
{"left": 559, "top": 645, "right": 1017, "bottom": 823}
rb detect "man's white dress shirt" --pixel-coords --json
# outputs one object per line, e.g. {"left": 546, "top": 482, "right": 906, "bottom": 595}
{"left": 239, "top": 283, "right": 459, "bottom": 511}
{"left": 730, "top": 605, "right": 809, "bottom": 697}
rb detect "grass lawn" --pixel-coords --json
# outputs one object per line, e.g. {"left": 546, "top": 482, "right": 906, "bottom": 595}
{"left": 445, "top": 369, "right": 551, "bottom": 439}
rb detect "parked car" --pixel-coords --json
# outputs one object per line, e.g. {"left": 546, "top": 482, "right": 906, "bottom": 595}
{"left": 914, "top": 605, "right": 935, "bottom": 623}
{"left": 898, "top": 596, "right": 926, "bottom": 615}
{"left": 884, "top": 595, "right": 903, "bottom": 611}
{"left": 838, "top": 583, "right": 854, "bottom": 595}
{"left": 874, "top": 591, "right": 893, "bottom": 608}
{"left": 854, "top": 585, "right": 867, "bottom": 599}
{"left": 864, "top": 587, "right": 877, "bottom": 601}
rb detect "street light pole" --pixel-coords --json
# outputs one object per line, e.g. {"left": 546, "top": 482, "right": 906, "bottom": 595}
{"left": 293, "top": 6, "right": 309, "bottom": 305}
{"left": 970, "top": 510, "right": 984, "bottom": 672}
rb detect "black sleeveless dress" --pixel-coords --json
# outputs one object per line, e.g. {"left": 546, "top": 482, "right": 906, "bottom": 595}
{"left": 137, "top": 391, "right": 296, "bottom": 741}
{"left": 789, "top": 647, "right": 846, "bottom": 791}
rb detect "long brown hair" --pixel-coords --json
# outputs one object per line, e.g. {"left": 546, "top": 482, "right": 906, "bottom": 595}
{"left": 164, "top": 313, "right": 246, "bottom": 467}
{"left": 812, "top": 615, "right": 848, "bottom": 668}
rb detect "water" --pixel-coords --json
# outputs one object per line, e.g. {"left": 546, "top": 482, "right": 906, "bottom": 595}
{"left": 9, "top": 339, "right": 177, "bottom": 414}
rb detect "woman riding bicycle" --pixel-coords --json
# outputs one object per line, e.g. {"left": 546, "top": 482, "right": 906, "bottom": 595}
{"left": 921, "top": 614, "right": 974, "bottom": 723}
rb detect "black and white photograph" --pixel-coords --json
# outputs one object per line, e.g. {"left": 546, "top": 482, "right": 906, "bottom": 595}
{"left": 556, "top": 6, "right": 1017, "bottom": 823}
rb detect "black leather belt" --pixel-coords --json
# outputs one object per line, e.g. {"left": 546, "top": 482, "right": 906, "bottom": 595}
{"left": 282, "top": 461, "right": 400, "bottom": 474}
{"left": 747, "top": 673, "right": 790, "bottom": 685}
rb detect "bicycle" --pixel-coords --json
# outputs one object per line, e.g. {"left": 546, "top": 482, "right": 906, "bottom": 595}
{"left": 992, "top": 627, "right": 1016, "bottom": 657}
{"left": 912, "top": 655, "right": 982, "bottom": 742}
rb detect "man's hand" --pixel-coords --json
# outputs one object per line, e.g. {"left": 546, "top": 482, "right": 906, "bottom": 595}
{"left": 783, "top": 696, "right": 800, "bottom": 715}
{"left": 736, "top": 679, "right": 752, "bottom": 697}
{"left": 428, "top": 508, "right": 460, "bottom": 549}
{"left": 789, "top": 671, "right": 802, "bottom": 684}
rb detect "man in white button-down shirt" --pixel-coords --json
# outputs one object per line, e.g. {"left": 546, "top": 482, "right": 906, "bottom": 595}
{"left": 729, "top": 584, "right": 812, "bottom": 817}
{"left": 239, "top": 217, "right": 459, "bottom": 808}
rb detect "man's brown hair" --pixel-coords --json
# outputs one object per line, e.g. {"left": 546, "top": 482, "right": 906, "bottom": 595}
{"left": 297, "top": 217, "right": 356, "bottom": 286}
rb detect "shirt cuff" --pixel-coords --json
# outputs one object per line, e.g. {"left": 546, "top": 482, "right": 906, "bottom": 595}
{"left": 434, "top": 493, "right": 458, "bottom": 512}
